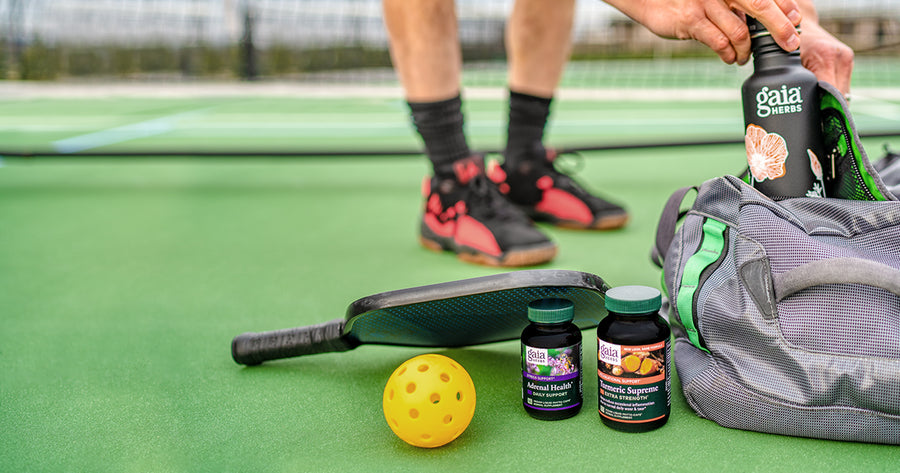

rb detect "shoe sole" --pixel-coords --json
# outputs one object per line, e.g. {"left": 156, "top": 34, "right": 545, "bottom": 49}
{"left": 419, "top": 235, "right": 557, "bottom": 267}
{"left": 532, "top": 210, "right": 629, "bottom": 231}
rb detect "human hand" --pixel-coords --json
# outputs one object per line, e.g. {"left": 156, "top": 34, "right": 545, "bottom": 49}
{"left": 798, "top": 21, "right": 854, "bottom": 96}
{"left": 604, "top": 0, "right": 802, "bottom": 65}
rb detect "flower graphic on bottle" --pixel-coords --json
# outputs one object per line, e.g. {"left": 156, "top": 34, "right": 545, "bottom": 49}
{"left": 745, "top": 124, "right": 788, "bottom": 182}
{"left": 806, "top": 149, "right": 826, "bottom": 197}
{"left": 526, "top": 348, "right": 577, "bottom": 376}
{"left": 808, "top": 149, "right": 823, "bottom": 180}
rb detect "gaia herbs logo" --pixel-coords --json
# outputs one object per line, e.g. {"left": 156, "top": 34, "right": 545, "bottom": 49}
{"left": 756, "top": 85, "right": 803, "bottom": 118}
{"left": 525, "top": 346, "right": 547, "bottom": 365}
{"left": 598, "top": 340, "right": 621, "bottom": 366}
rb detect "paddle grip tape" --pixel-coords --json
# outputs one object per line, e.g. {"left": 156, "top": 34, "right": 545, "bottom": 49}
{"left": 231, "top": 318, "right": 358, "bottom": 365}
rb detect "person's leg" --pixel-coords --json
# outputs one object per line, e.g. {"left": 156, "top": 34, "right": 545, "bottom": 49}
{"left": 490, "top": 0, "right": 628, "bottom": 230}
{"left": 506, "top": 0, "right": 575, "bottom": 98}
{"left": 503, "top": 0, "right": 573, "bottom": 169}
{"left": 383, "top": 0, "right": 555, "bottom": 266}
{"left": 383, "top": 0, "right": 468, "bottom": 177}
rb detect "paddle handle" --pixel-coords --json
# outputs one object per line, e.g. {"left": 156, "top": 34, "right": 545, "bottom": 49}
{"left": 231, "top": 318, "right": 358, "bottom": 365}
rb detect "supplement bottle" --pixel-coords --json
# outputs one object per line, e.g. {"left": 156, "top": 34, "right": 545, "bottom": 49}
{"left": 742, "top": 16, "right": 827, "bottom": 199}
{"left": 521, "top": 298, "right": 582, "bottom": 420}
{"left": 597, "top": 286, "right": 670, "bottom": 432}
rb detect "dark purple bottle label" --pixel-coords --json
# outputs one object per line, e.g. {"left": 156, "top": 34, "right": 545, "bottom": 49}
{"left": 522, "top": 343, "right": 582, "bottom": 411}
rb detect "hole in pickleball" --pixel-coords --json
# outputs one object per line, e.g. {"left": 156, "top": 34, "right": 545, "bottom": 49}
{"left": 439, "top": 373, "right": 450, "bottom": 382}
{"left": 417, "top": 364, "right": 429, "bottom": 372}
{"left": 406, "top": 383, "right": 416, "bottom": 394}
{"left": 398, "top": 367, "right": 407, "bottom": 376}
{"left": 443, "top": 414, "right": 453, "bottom": 424}
{"left": 391, "top": 419, "right": 399, "bottom": 427}
{"left": 409, "top": 409, "right": 419, "bottom": 419}
{"left": 422, "top": 434, "right": 431, "bottom": 440}
{"left": 430, "top": 393, "right": 440, "bottom": 404}
{"left": 456, "top": 392, "right": 462, "bottom": 401}
{"left": 388, "top": 389, "right": 394, "bottom": 401}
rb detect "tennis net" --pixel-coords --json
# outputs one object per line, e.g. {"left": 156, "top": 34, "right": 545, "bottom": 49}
{"left": 1, "top": 0, "right": 898, "bottom": 157}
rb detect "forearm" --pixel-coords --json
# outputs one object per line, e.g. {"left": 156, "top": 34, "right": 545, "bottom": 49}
{"left": 601, "top": 0, "right": 647, "bottom": 31}
{"left": 795, "top": 0, "right": 819, "bottom": 25}
{"left": 793, "top": 0, "right": 854, "bottom": 94}
{"left": 599, "top": 0, "right": 802, "bottom": 65}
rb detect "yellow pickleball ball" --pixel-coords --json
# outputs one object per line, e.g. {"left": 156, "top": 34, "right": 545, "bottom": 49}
{"left": 382, "top": 354, "right": 476, "bottom": 448}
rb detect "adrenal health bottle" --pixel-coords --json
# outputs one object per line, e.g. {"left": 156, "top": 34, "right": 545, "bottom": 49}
{"left": 742, "top": 16, "right": 827, "bottom": 199}
{"left": 521, "top": 298, "right": 582, "bottom": 420}
{"left": 597, "top": 286, "right": 670, "bottom": 432}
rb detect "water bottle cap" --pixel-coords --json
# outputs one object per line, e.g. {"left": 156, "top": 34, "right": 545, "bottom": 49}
{"left": 746, "top": 16, "right": 803, "bottom": 56}
{"left": 746, "top": 16, "right": 801, "bottom": 39}
{"left": 747, "top": 16, "right": 768, "bottom": 39}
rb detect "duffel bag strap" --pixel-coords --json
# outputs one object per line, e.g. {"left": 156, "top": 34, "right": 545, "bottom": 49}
{"left": 773, "top": 257, "right": 900, "bottom": 301}
{"left": 652, "top": 185, "right": 697, "bottom": 267}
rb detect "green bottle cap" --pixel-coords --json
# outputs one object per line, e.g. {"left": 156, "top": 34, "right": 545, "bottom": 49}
{"left": 604, "top": 286, "right": 661, "bottom": 315}
{"left": 527, "top": 298, "right": 574, "bottom": 324}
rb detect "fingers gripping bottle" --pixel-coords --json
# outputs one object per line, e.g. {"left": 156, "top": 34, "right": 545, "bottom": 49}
{"left": 742, "top": 16, "right": 828, "bottom": 199}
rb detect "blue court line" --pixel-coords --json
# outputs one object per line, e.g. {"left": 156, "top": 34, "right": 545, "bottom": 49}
{"left": 52, "top": 109, "right": 210, "bottom": 154}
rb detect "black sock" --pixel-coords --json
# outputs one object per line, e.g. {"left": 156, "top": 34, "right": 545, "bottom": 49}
{"left": 408, "top": 95, "right": 471, "bottom": 179}
{"left": 504, "top": 90, "right": 552, "bottom": 169}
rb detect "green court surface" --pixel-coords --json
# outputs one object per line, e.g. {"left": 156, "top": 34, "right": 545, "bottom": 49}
{"left": 3, "top": 58, "right": 900, "bottom": 157}
{"left": 2, "top": 88, "right": 899, "bottom": 472}
{"left": 6, "top": 92, "right": 750, "bottom": 154}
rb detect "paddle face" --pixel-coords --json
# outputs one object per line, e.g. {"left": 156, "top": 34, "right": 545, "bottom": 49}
{"left": 343, "top": 269, "right": 609, "bottom": 347}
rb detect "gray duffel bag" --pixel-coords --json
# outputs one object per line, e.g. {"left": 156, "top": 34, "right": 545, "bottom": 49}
{"left": 653, "top": 83, "right": 900, "bottom": 444}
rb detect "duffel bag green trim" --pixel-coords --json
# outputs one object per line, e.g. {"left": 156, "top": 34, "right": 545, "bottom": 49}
{"left": 676, "top": 218, "right": 727, "bottom": 352}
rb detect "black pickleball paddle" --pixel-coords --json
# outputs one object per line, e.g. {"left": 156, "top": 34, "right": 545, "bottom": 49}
{"left": 231, "top": 269, "right": 609, "bottom": 365}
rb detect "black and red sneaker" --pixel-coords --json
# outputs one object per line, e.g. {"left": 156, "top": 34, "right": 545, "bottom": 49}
{"left": 488, "top": 149, "right": 628, "bottom": 230}
{"left": 420, "top": 156, "right": 557, "bottom": 267}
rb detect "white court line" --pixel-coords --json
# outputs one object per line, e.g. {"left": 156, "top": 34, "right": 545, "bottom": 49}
{"left": 5, "top": 82, "right": 900, "bottom": 102}
{"left": 51, "top": 109, "right": 211, "bottom": 153}
{"left": 38, "top": 117, "right": 738, "bottom": 139}
{"left": 0, "top": 81, "right": 742, "bottom": 101}
{"left": 848, "top": 94, "right": 900, "bottom": 122}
